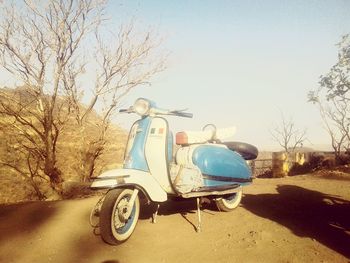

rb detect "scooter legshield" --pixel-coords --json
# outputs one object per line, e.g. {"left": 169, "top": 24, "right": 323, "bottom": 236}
{"left": 90, "top": 168, "right": 167, "bottom": 202}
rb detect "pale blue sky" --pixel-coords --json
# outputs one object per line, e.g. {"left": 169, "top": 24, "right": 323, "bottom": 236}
{"left": 110, "top": 0, "right": 350, "bottom": 150}
{"left": 1, "top": 1, "right": 349, "bottom": 151}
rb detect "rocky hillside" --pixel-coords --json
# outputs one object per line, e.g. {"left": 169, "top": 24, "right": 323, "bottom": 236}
{"left": 0, "top": 87, "right": 127, "bottom": 203}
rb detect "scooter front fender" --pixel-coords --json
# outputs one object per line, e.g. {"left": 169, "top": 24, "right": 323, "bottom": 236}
{"left": 90, "top": 168, "right": 167, "bottom": 202}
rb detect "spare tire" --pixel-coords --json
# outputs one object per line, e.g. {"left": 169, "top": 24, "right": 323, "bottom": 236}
{"left": 223, "top": 141, "right": 258, "bottom": 160}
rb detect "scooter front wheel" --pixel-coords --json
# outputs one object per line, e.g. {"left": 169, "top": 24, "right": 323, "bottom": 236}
{"left": 99, "top": 188, "right": 140, "bottom": 245}
{"left": 215, "top": 188, "right": 243, "bottom": 212}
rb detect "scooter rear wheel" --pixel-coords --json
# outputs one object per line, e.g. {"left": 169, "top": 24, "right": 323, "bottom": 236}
{"left": 215, "top": 188, "right": 243, "bottom": 212}
{"left": 99, "top": 188, "right": 140, "bottom": 245}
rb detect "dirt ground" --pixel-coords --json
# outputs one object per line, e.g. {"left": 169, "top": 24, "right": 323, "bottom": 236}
{"left": 0, "top": 175, "right": 349, "bottom": 263}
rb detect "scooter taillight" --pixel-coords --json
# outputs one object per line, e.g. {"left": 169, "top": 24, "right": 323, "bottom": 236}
{"left": 176, "top": 132, "right": 188, "bottom": 145}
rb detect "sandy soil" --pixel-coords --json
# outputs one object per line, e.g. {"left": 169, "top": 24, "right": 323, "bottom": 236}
{"left": 0, "top": 175, "right": 349, "bottom": 263}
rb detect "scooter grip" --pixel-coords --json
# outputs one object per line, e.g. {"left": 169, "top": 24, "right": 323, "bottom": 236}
{"left": 178, "top": 112, "right": 193, "bottom": 118}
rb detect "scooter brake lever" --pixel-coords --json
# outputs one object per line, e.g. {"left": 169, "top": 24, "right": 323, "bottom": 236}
{"left": 119, "top": 106, "right": 133, "bottom": 113}
{"left": 171, "top": 108, "right": 188, "bottom": 113}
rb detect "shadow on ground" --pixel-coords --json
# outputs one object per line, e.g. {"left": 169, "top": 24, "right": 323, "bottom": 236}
{"left": 0, "top": 201, "right": 57, "bottom": 246}
{"left": 242, "top": 185, "right": 350, "bottom": 258}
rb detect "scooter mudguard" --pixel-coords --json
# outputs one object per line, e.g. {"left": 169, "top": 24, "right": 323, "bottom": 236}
{"left": 90, "top": 168, "right": 167, "bottom": 202}
{"left": 192, "top": 145, "right": 252, "bottom": 187}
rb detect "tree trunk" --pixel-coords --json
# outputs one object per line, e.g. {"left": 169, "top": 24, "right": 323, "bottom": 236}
{"left": 80, "top": 140, "right": 105, "bottom": 182}
{"left": 28, "top": 177, "right": 46, "bottom": 200}
{"left": 43, "top": 113, "right": 63, "bottom": 194}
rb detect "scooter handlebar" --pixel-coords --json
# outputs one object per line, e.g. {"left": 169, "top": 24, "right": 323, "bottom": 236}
{"left": 119, "top": 107, "right": 193, "bottom": 118}
{"left": 170, "top": 111, "right": 193, "bottom": 118}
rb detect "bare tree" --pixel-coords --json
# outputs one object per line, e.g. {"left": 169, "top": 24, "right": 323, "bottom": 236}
{"left": 308, "top": 34, "right": 350, "bottom": 163}
{"left": 0, "top": 120, "right": 46, "bottom": 200}
{"left": 308, "top": 88, "right": 350, "bottom": 162}
{"left": 74, "top": 23, "right": 164, "bottom": 181}
{"left": 0, "top": 0, "right": 164, "bottom": 196}
{"left": 270, "top": 113, "right": 307, "bottom": 154}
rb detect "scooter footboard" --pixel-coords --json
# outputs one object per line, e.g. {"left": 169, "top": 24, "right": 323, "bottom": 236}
{"left": 180, "top": 185, "right": 242, "bottom": 199}
{"left": 90, "top": 168, "right": 167, "bottom": 202}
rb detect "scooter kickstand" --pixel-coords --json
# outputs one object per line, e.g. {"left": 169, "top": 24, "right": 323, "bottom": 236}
{"left": 196, "top": 198, "right": 202, "bottom": 233}
{"left": 152, "top": 204, "right": 160, "bottom": 224}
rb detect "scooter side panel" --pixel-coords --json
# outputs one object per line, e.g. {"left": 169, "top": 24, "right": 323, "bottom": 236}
{"left": 192, "top": 145, "right": 252, "bottom": 187}
{"left": 91, "top": 169, "right": 167, "bottom": 202}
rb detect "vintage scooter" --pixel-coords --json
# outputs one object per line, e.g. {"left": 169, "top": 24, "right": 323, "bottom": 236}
{"left": 90, "top": 98, "right": 258, "bottom": 245}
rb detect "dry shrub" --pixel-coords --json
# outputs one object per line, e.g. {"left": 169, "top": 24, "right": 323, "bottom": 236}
{"left": 290, "top": 152, "right": 350, "bottom": 178}
{"left": 289, "top": 154, "right": 323, "bottom": 175}
{"left": 256, "top": 169, "right": 273, "bottom": 178}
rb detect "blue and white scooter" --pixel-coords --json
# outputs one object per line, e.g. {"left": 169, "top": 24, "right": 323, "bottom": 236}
{"left": 90, "top": 98, "right": 258, "bottom": 245}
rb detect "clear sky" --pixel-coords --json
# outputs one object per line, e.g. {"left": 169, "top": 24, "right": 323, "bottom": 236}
{"left": 1, "top": 1, "right": 349, "bottom": 151}
{"left": 109, "top": 0, "right": 350, "bottom": 150}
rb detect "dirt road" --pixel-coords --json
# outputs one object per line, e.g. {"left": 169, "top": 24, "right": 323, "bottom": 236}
{"left": 0, "top": 175, "right": 349, "bottom": 263}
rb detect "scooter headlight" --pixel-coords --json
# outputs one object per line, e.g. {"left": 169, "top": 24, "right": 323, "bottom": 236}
{"left": 134, "top": 98, "right": 151, "bottom": 116}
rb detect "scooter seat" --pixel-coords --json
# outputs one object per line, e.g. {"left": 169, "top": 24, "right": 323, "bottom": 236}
{"left": 176, "top": 127, "right": 236, "bottom": 145}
